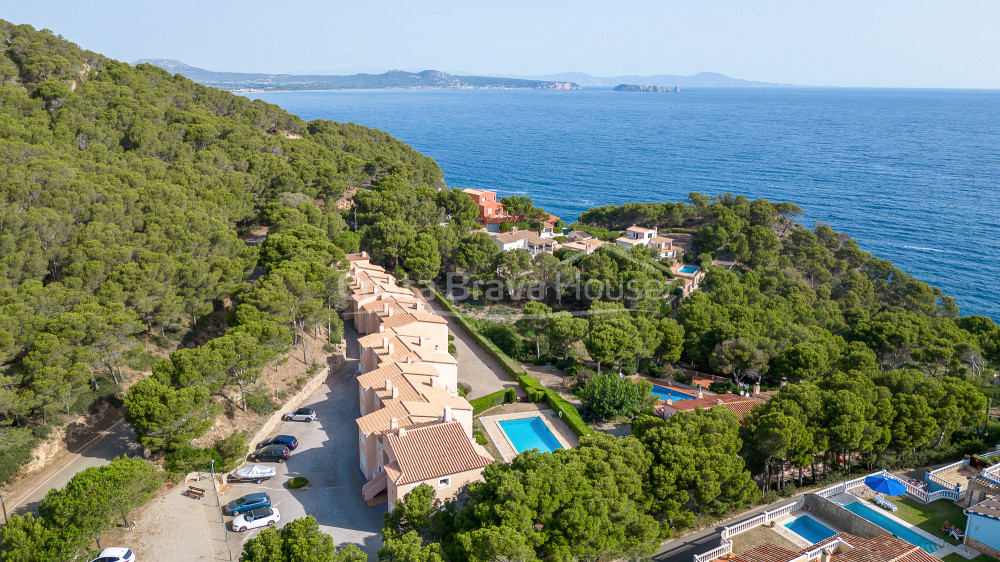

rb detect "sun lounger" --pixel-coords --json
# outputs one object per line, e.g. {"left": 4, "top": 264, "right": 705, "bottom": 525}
{"left": 949, "top": 528, "right": 965, "bottom": 540}
{"left": 873, "top": 495, "right": 898, "bottom": 512}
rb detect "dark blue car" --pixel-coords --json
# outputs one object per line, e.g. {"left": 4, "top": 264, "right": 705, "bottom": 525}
{"left": 258, "top": 435, "right": 298, "bottom": 451}
{"left": 225, "top": 492, "right": 271, "bottom": 515}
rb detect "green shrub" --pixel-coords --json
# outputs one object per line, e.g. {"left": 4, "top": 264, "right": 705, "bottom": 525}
{"left": 473, "top": 429, "right": 488, "bottom": 446}
{"left": 165, "top": 431, "right": 248, "bottom": 476}
{"left": 245, "top": 390, "right": 277, "bottom": 415}
{"left": 709, "top": 381, "right": 739, "bottom": 395}
{"left": 288, "top": 476, "right": 309, "bottom": 489}
{"left": 532, "top": 357, "right": 548, "bottom": 366}
{"left": 504, "top": 387, "right": 517, "bottom": 403}
{"left": 761, "top": 489, "right": 779, "bottom": 504}
{"left": 322, "top": 342, "right": 336, "bottom": 353}
{"left": 31, "top": 425, "right": 52, "bottom": 440}
{"left": 620, "top": 363, "right": 637, "bottom": 376}
{"left": 0, "top": 427, "right": 38, "bottom": 485}
{"left": 673, "top": 370, "right": 692, "bottom": 385}
{"left": 527, "top": 388, "right": 545, "bottom": 402}
{"left": 457, "top": 382, "right": 472, "bottom": 396}
{"left": 578, "top": 373, "right": 654, "bottom": 421}
{"left": 470, "top": 389, "right": 507, "bottom": 415}
{"left": 647, "top": 364, "right": 664, "bottom": 378}
{"left": 448, "top": 342, "right": 457, "bottom": 356}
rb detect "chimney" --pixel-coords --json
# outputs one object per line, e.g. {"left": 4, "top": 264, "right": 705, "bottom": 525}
{"left": 780, "top": 377, "right": 788, "bottom": 387}
{"left": 418, "top": 336, "right": 426, "bottom": 346}
{"left": 406, "top": 355, "right": 413, "bottom": 364}
{"left": 382, "top": 337, "right": 389, "bottom": 349}
{"left": 716, "top": 398, "right": 723, "bottom": 405}
{"left": 378, "top": 324, "right": 385, "bottom": 333}
{"left": 387, "top": 343, "right": 394, "bottom": 355}
{"left": 443, "top": 406, "right": 452, "bottom": 422}
{"left": 666, "top": 397, "right": 672, "bottom": 405}
{"left": 388, "top": 307, "right": 393, "bottom": 317}
{"left": 384, "top": 302, "right": 389, "bottom": 313}
{"left": 398, "top": 427, "right": 407, "bottom": 438}
{"left": 412, "top": 302, "right": 419, "bottom": 310}
{"left": 385, "top": 379, "right": 392, "bottom": 391}
{"left": 361, "top": 251, "right": 368, "bottom": 258}
{"left": 820, "top": 548, "right": 833, "bottom": 562}
{"left": 392, "top": 387, "right": 398, "bottom": 399}
{"left": 753, "top": 383, "right": 760, "bottom": 396}
{"left": 697, "top": 388, "right": 704, "bottom": 399}
{"left": 390, "top": 418, "right": 398, "bottom": 430}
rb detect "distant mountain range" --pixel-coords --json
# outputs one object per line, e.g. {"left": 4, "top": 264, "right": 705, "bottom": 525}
{"left": 135, "top": 60, "right": 580, "bottom": 91}
{"left": 519, "top": 71, "right": 792, "bottom": 88}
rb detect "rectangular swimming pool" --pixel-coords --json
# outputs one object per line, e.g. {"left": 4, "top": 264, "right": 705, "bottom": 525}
{"left": 498, "top": 417, "right": 563, "bottom": 454}
{"left": 842, "top": 501, "right": 940, "bottom": 553}
{"left": 784, "top": 515, "right": 837, "bottom": 544}
{"left": 678, "top": 265, "right": 701, "bottom": 275}
{"left": 651, "top": 385, "right": 695, "bottom": 401}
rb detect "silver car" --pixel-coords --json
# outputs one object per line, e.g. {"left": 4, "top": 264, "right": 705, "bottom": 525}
{"left": 283, "top": 407, "right": 316, "bottom": 422}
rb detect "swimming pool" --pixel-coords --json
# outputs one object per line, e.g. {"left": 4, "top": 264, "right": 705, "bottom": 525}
{"left": 678, "top": 265, "right": 701, "bottom": 275}
{"left": 784, "top": 515, "right": 837, "bottom": 544}
{"left": 498, "top": 417, "right": 563, "bottom": 454}
{"left": 842, "top": 501, "right": 940, "bottom": 553}
{"left": 651, "top": 385, "right": 695, "bottom": 401}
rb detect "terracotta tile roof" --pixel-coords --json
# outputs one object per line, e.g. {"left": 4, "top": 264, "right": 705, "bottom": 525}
{"left": 357, "top": 362, "right": 441, "bottom": 391}
{"left": 385, "top": 421, "right": 493, "bottom": 485}
{"left": 664, "top": 393, "right": 766, "bottom": 420}
{"left": 462, "top": 188, "right": 491, "bottom": 196}
{"left": 967, "top": 496, "right": 1000, "bottom": 521}
{"left": 492, "top": 231, "right": 551, "bottom": 246}
{"left": 651, "top": 236, "right": 675, "bottom": 244}
{"left": 616, "top": 236, "right": 642, "bottom": 245}
{"left": 359, "top": 298, "right": 422, "bottom": 313}
{"left": 627, "top": 225, "right": 655, "bottom": 233}
{"left": 346, "top": 252, "right": 370, "bottom": 262}
{"left": 732, "top": 533, "right": 938, "bottom": 562}
{"left": 356, "top": 401, "right": 444, "bottom": 436}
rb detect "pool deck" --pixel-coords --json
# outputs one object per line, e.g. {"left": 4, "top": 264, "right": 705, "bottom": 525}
{"left": 479, "top": 409, "right": 578, "bottom": 462}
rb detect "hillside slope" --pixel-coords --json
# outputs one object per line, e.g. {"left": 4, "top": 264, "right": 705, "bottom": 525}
{"left": 0, "top": 19, "right": 442, "bottom": 482}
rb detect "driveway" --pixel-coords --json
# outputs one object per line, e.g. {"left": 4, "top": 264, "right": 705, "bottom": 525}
{"left": 222, "top": 334, "right": 384, "bottom": 559}
{"left": 416, "top": 292, "right": 517, "bottom": 399}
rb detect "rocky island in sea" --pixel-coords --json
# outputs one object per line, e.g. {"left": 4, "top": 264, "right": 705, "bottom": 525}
{"left": 612, "top": 83, "right": 678, "bottom": 92}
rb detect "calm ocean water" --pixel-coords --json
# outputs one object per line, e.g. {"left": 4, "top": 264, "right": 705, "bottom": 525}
{"left": 245, "top": 88, "right": 1000, "bottom": 320}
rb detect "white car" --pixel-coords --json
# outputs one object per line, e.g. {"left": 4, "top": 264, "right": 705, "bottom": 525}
{"left": 232, "top": 506, "right": 280, "bottom": 532}
{"left": 90, "top": 548, "right": 136, "bottom": 562}
{"left": 283, "top": 408, "right": 316, "bottom": 422}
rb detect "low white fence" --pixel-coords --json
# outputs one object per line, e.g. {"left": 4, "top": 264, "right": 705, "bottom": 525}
{"left": 694, "top": 499, "right": 805, "bottom": 562}
{"left": 925, "top": 459, "right": 967, "bottom": 491}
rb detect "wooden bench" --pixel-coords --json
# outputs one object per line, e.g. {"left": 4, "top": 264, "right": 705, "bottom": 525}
{"left": 186, "top": 486, "right": 206, "bottom": 499}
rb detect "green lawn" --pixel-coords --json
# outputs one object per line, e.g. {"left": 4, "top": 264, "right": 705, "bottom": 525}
{"left": 942, "top": 554, "right": 1000, "bottom": 562}
{"left": 881, "top": 496, "right": 967, "bottom": 546}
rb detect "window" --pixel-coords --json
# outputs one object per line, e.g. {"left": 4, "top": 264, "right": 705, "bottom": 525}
{"left": 438, "top": 477, "right": 451, "bottom": 489}
{"left": 359, "top": 430, "right": 365, "bottom": 445}
{"left": 487, "top": 208, "right": 492, "bottom": 215}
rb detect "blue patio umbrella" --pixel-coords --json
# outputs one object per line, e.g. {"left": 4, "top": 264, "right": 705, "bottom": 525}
{"left": 864, "top": 475, "right": 907, "bottom": 495}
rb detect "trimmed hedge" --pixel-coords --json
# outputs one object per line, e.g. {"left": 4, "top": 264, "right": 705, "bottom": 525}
{"left": 470, "top": 389, "right": 508, "bottom": 416}
{"left": 427, "top": 284, "right": 593, "bottom": 438}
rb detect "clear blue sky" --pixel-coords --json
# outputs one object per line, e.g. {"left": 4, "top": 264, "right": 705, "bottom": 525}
{"left": 6, "top": 0, "right": 1000, "bottom": 88}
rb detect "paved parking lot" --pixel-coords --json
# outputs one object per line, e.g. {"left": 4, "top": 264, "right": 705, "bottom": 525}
{"left": 222, "top": 364, "right": 385, "bottom": 559}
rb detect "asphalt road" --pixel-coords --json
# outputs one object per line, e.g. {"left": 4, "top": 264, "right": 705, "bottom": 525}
{"left": 221, "top": 353, "right": 385, "bottom": 559}
{"left": 9, "top": 417, "right": 141, "bottom": 516}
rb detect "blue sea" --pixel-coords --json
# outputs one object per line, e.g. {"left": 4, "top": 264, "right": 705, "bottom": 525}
{"left": 244, "top": 88, "right": 1000, "bottom": 320}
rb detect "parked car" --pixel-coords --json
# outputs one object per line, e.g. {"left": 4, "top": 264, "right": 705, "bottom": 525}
{"left": 253, "top": 445, "right": 290, "bottom": 463}
{"left": 90, "top": 548, "right": 135, "bottom": 562}
{"left": 232, "top": 507, "right": 280, "bottom": 532}
{"left": 228, "top": 464, "right": 277, "bottom": 484}
{"left": 224, "top": 492, "right": 271, "bottom": 515}
{"left": 257, "top": 435, "right": 298, "bottom": 451}
{"left": 284, "top": 408, "right": 316, "bottom": 422}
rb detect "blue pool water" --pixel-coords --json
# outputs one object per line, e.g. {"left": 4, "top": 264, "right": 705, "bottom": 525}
{"left": 651, "top": 385, "right": 695, "bottom": 401}
{"left": 498, "top": 417, "right": 563, "bottom": 454}
{"left": 843, "top": 502, "right": 940, "bottom": 553}
{"left": 678, "top": 265, "right": 701, "bottom": 275}
{"left": 784, "top": 515, "right": 837, "bottom": 544}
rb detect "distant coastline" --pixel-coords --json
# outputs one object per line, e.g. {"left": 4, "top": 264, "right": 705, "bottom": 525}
{"left": 136, "top": 60, "right": 580, "bottom": 92}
